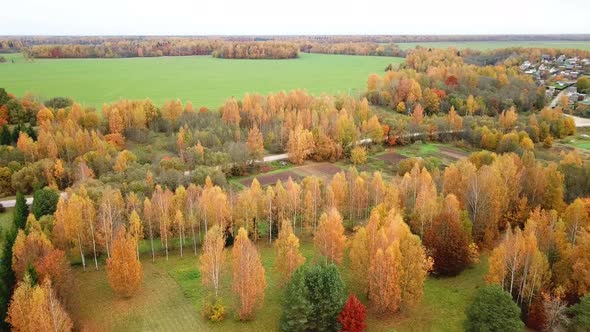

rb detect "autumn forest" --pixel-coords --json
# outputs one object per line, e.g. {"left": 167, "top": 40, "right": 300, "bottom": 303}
{"left": 1, "top": 32, "right": 590, "bottom": 332}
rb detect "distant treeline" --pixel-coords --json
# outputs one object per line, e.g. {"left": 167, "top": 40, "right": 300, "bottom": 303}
{"left": 302, "top": 42, "right": 406, "bottom": 57}
{"left": 2, "top": 35, "right": 590, "bottom": 59}
{"left": 212, "top": 42, "right": 299, "bottom": 59}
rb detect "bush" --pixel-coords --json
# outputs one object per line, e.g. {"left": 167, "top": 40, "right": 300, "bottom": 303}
{"left": 350, "top": 146, "right": 367, "bottom": 165}
{"left": 202, "top": 297, "right": 225, "bottom": 322}
{"left": 44, "top": 97, "right": 73, "bottom": 109}
{"left": 543, "top": 136, "right": 554, "bottom": 148}
{"left": 464, "top": 285, "right": 523, "bottom": 332}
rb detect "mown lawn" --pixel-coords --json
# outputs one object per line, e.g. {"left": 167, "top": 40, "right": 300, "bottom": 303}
{"left": 397, "top": 41, "right": 590, "bottom": 51}
{"left": 0, "top": 53, "right": 403, "bottom": 108}
{"left": 72, "top": 238, "right": 488, "bottom": 331}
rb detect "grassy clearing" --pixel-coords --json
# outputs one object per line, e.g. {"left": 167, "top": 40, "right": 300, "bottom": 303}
{"left": 0, "top": 53, "right": 403, "bottom": 108}
{"left": 72, "top": 238, "right": 488, "bottom": 332}
{"left": 397, "top": 41, "right": 590, "bottom": 51}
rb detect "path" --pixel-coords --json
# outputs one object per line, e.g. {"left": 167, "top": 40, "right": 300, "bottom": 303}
{"left": 550, "top": 89, "right": 590, "bottom": 127}
{"left": 0, "top": 192, "right": 67, "bottom": 208}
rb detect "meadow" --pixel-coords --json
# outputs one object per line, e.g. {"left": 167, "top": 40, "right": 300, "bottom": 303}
{"left": 397, "top": 40, "right": 590, "bottom": 51}
{"left": 70, "top": 239, "right": 487, "bottom": 332}
{"left": 0, "top": 53, "right": 402, "bottom": 108}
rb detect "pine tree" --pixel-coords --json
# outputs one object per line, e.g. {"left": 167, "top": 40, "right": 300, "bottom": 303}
{"left": 464, "top": 285, "right": 523, "bottom": 332}
{"left": 0, "top": 228, "right": 17, "bottom": 329}
{"left": 279, "top": 267, "right": 312, "bottom": 332}
{"left": 13, "top": 192, "right": 28, "bottom": 230}
{"left": 304, "top": 263, "right": 345, "bottom": 331}
{"left": 31, "top": 187, "right": 59, "bottom": 219}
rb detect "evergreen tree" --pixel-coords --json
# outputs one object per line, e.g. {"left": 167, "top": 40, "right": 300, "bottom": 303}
{"left": 26, "top": 126, "right": 37, "bottom": 141}
{"left": 280, "top": 267, "right": 312, "bottom": 332}
{"left": 0, "top": 228, "right": 17, "bottom": 330}
{"left": 280, "top": 264, "right": 345, "bottom": 332}
{"left": 10, "top": 126, "right": 20, "bottom": 144}
{"left": 0, "top": 88, "right": 8, "bottom": 106}
{"left": 305, "top": 263, "right": 345, "bottom": 331}
{"left": 568, "top": 294, "right": 590, "bottom": 332}
{"left": 0, "top": 125, "right": 10, "bottom": 145}
{"left": 31, "top": 187, "right": 59, "bottom": 219}
{"left": 464, "top": 285, "right": 523, "bottom": 332}
{"left": 14, "top": 192, "right": 28, "bottom": 230}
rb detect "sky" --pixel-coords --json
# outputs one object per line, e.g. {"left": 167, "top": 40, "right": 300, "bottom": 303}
{"left": 1, "top": 0, "right": 589, "bottom": 35}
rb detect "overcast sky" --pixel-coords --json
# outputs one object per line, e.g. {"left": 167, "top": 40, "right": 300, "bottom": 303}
{"left": 1, "top": 0, "right": 589, "bottom": 35}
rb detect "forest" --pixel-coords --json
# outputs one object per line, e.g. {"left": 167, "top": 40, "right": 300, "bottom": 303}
{"left": 1, "top": 38, "right": 590, "bottom": 331}
{"left": 4, "top": 35, "right": 589, "bottom": 59}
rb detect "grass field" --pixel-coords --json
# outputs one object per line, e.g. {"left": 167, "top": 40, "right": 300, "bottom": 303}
{"left": 72, "top": 239, "right": 488, "bottom": 331}
{"left": 0, "top": 53, "right": 402, "bottom": 108}
{"left": 397, "top": 41, "right": 590, "bottom": 51}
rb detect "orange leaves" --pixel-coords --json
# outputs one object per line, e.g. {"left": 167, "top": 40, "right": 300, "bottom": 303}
{"left": 221, "top": 97, "right": 241, "bottom": 126}
{"left": 106, "top": 227, "right": 143, "bottom": 298}
{"left": 350, "top": 207, "right": 429, "bottom": 313}
{"left": 246, "top": 126, "right": 264, "bottom": 160}
{"left": 274, "top": 220, "right": 305, "bottom": 284}
{"left": 232, "top": 228, "right": 266, "bottom": 320}
{"left": 7, "top": 277, "right": 73, "bottom": 332}
{"left": 314, "top": 208, "right": 346, "bottom": 264}
{"left": 287, "top": 125, "right": 314, "bottom": 164}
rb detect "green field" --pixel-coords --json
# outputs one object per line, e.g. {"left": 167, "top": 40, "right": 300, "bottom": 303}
{"left": 397, "top": 41, "right": 590, "bottom": 51}
{"left": 0, "top": 53, "right": 402, "bottom": 108}
{"left": 72, "top": 239, "right": 487, "bottom": 331}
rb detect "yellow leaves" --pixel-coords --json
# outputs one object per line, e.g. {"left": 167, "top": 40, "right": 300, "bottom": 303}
{"left": 161, "top": 99, "right": 184, "bottom": 122}
{"left": 129, "top": 210, "right": 143, "bottom": 243}
{"left": 350, "top": 146, "right": 367, "bottom": 165}
{"left": 221, "top": 97, "right": 240, "bottom": 126}
{"left": 113, "top": 149, "right": 137, "bottom": 173}
{"left": 287, "top": 125, "right": 314, "bottom": 164}
{"left": 274, "top": 220, "right": 305, "bottom": 284}
{"left": 200, "top": 184, "right": 230, "bottom": 229}
{"left": 571, "top": 228, "right": 590, "bottom": 296}
{"left": 106, "top": 228, "right": 143, "bottom": 298}
{"left": 366, "top": 73, "right": 381, "bottom": 91}
{"left": 232, "top": 227, "right": 266, "bottom": 320}
{"left": 36, "top": 107, "right": 54, "bottom": 125}
{"left": 314, "top": 208, "right": 346, "bottom": 264}
{"left": 499, "top": 106, "right": 518, "bottom": 131}
{"left": 411, "top": 104, "right": 424, "bottom": 125}
{"left": 108, "top": 107, "right": 124, "bottom": 134}
{"left": 368, "top": 243, "right": 402, "bottom": 314}
{"left": 246, "top": 126, "right": 264, "bottom": 160}
{"left": 199, "top": 225, "right": 225, "bottom": 297}
{"left": 560, "top": 150, "right": 583, "bottom": 167}
{"left": 350, "top": 207, "right": 428, "bottom": 313}
{"left": 447, "top": 106, "right": 463, "bottom": 131}
{"left": 7, "top": 277, "right": 73, "bottom": 332}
